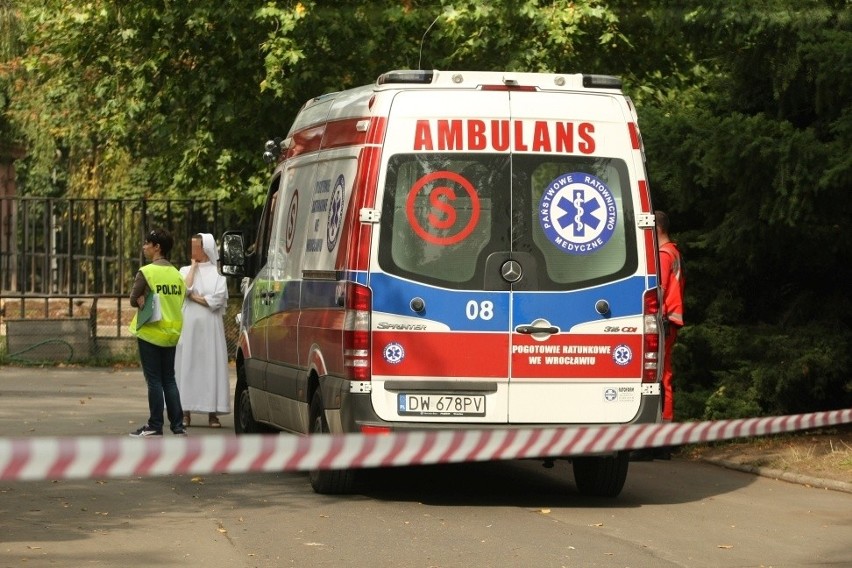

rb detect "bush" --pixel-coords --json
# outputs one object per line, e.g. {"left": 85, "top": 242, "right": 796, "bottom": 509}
{"left": 676, "top": 322, "right": 852, "bottom": 420}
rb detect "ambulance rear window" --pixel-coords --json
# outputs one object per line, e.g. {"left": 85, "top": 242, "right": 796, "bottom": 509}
{"left": 379, "top": 154, "right": 510, "bottom": 288}
{"left": 378, "top": 153, "right": 636, "bottom": 291}
{"left": 514, "top": 155, "right": 637, "bottom": 288}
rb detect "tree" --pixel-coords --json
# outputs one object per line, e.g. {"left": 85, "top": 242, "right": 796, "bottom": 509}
{"left": 637, "top": 0, "right": 852, "bottom": 417}
{"left": 5, "top": 0, "right": 626, "bottom": 210}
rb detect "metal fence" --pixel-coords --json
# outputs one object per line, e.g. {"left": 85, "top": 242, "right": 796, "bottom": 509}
{"left": 0, "top": 196, "right": 251, "bottom": 363}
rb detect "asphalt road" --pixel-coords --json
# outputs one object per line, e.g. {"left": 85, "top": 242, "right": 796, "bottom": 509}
{"left": 1, "top": 366, "right": 850, "bottom": 567}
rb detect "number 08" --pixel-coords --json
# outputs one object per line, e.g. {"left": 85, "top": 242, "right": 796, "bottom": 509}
{"left": 465, "top": 300, "right": 494, "bottom": 321}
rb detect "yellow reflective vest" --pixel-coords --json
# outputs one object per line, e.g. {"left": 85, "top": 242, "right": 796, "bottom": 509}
{"left": 129, "top": 263, "right": 185, "bottom": 347}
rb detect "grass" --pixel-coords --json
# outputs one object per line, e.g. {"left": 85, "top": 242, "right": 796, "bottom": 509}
{"left": 688, "top": 426, "right": 852, "bottom": 484}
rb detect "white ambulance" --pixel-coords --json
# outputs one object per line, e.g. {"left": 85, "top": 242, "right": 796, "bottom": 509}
{"left": 220, "top": 69, "right": 663, "bottom": 497}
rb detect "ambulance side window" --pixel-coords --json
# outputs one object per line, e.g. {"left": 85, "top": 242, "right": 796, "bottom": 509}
{"left": 252, "top": 175, "right": 282, "bottom": 272}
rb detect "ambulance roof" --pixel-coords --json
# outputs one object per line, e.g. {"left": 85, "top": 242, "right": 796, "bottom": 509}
{"left": 287, "top": 70, "right": 625, "bottom": 138}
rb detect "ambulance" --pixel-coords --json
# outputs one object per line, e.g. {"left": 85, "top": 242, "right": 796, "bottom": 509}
{"left": 220, "top": 69, "right": 663, "bottom": 497}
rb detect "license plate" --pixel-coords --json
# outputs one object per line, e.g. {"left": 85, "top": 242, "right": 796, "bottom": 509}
{"left": 397, "top": 393, "right": 486, "bottom": 417}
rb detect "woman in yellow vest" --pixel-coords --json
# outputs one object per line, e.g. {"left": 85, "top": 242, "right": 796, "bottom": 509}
{"left": 128, "top": 228, "right": 187, "bottom": 437}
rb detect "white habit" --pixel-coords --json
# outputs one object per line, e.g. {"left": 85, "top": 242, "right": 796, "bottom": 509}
{"left": 175, "top": 234, "right": 231, "bottom": 414}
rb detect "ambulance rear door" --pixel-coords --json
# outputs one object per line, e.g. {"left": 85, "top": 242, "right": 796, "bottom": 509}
{"left": 507, "top": 90, "right": 645, "bottom": 424}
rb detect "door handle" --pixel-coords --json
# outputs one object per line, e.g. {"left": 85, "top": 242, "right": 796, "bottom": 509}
{"left": 515, "top": 325, "right": 559, "bottom": 335}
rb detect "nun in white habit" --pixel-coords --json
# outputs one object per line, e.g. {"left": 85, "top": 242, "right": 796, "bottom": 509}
{"left": 175, "top": 233, "right": 230, "bottom": 427}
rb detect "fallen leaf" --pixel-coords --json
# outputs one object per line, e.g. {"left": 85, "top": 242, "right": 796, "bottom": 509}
{"left": 191, "top": 476, "right": 204, "bottom": 484}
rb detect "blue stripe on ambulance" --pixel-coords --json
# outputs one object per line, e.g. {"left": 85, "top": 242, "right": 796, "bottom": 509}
{"left": 369, "top": 272, "right": 647, "bottom": 331}
{"left": 368, "top": 273, "right": 509, "bottom": 332}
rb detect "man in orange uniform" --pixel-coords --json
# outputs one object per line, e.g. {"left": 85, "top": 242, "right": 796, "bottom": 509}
{"left": 656, "top": 210, "right": 685, "bottom": 425}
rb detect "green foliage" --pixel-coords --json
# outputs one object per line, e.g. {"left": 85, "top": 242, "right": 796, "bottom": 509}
{"left": 636, "top": 0, "right": 852, "bottom": 419}
{"left": 676, "top": 323, "right": 852, "bottom": 420}
{"left": 5, "top": 1, "right": 283, "bottom": 213}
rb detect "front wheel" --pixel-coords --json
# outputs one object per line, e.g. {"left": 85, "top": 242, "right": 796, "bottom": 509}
{"left": 234, "top": 378, "right": 275, "bottom": 434}
{"left": 308, "top": 391, "right": 355, "bottom": 494}
{"left": 572, "top": 452, "right": 629, "bottom": 497}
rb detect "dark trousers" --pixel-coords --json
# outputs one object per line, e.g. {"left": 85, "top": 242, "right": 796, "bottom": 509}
{"left": 137, "top": 338, "right": 183, "bottom": 433}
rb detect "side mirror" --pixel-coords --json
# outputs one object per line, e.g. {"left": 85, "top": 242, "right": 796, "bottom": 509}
{"left": 220, "top": 231, "right": 246, "bottom": 277}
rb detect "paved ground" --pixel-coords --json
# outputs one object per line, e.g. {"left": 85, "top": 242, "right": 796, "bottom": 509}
{"left": 2, "top": 366, "right": 851, "bottom": 568}
{"left": 1, "top": 364, "right": 850, "bottom": 495}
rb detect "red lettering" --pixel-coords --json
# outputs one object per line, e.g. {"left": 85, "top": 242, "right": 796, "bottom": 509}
{"left": 468, "top": 120, "right": 486, "bottom": 150}
{"left": 414, "top": 121, "right": 433, "bottom": 150}
{"left": 492, "top": 120, "right": 509, "bottom": 151}
{"left": 413, "top": 119, "right": 597, "bottom": 155}
{"left": 437, "top": 120, "right": 463, "bottom": 150}
{"left": 555, "top": 122, "right": 574, "bottom": 153}
{"left": 532, "top": 121, "right": 551, "bottom": 152}
{"left": 578, "top": 122, "right": 595, "bottom": 154}
{"left": 513, "top": 121, "right": 528, "bottom": 151}
{"left": 428, "top": 187, "right": 457, "bottom": 229}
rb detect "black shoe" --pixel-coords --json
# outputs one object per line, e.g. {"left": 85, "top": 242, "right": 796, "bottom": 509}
{"left": 630, "top": 449, "right": 655, "bottom": 462}
{"left": 654, "top": 447, "right": 672, "bottom": 460}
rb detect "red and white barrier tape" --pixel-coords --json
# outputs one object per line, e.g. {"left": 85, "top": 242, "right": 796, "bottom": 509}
{"left": 1, "top": 408, "right": 849, "bottom": 481}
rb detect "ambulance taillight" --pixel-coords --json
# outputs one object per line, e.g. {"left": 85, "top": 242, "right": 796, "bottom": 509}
{"left": 642, "top": 289, "right": 661, "bottom": 383}
{"left": 344, "top": 282, "right": 372, "bottom": 381}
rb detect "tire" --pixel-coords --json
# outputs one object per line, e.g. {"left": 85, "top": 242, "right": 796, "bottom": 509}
{"left": 234, "top": 376, "right": 275, "bottom": 435}
{"left": 572, "top": 452, "right": 629, "bottom": 497}
{"left": 308, "top": 390, "right": 355, "bottom": 494}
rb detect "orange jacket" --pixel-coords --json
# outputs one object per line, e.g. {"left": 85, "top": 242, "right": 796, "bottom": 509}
{"left": 659, "top": 241, "right": 685, "bottom": 327}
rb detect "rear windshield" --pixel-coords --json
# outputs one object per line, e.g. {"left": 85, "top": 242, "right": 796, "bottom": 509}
{"left": 378, "top": 153, "right": 637, "bottom": 291}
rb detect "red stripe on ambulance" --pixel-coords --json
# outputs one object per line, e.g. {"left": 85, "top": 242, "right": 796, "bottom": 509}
{"left": 373, "top": 332, "right": 510, "bottom": 377}
{"left": 511, "top": 334, "right": 643, "bottom": 378}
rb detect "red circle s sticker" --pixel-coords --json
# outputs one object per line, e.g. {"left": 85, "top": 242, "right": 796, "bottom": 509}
{"left": 285, "top": 190, "right": 299, "bottom": 253}
{"left": 405, "top": 171, "right": 481, "bottom": 246}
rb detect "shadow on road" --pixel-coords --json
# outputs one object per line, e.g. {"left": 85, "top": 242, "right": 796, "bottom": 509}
{"left": 354, "top": 456, "right": 754, "bottom": 508}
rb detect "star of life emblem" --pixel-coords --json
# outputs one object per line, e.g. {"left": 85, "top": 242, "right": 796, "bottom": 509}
{"left": 327, "top": 174, "right": 345, "bottom": 251}
{"left": 383, "top": 342, "right": 405, "bottom": 365}
{"left": 538, "top": 172, "right": 617, "bottom": 255}
{"left": 613, "top": 344, "right": 632, "bottom": 366}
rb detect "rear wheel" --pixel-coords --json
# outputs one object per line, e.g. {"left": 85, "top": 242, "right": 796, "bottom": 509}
{"left": 572, "top": 452, "right": 629, "bottom": 497}
{"left": 309, "top": 390, "right": 355, "bottom": 494}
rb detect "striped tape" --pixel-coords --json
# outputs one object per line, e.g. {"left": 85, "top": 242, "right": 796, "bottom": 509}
{"left": 1, "top": 408, "right": 849, "bottom": 481}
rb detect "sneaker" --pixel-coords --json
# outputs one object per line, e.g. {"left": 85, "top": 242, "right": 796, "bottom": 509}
{"left": 130, "top": 425, "right": 162, "bottom": 437}
{"left": 173, "top": 428, "right": 188, "bottom": 437}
